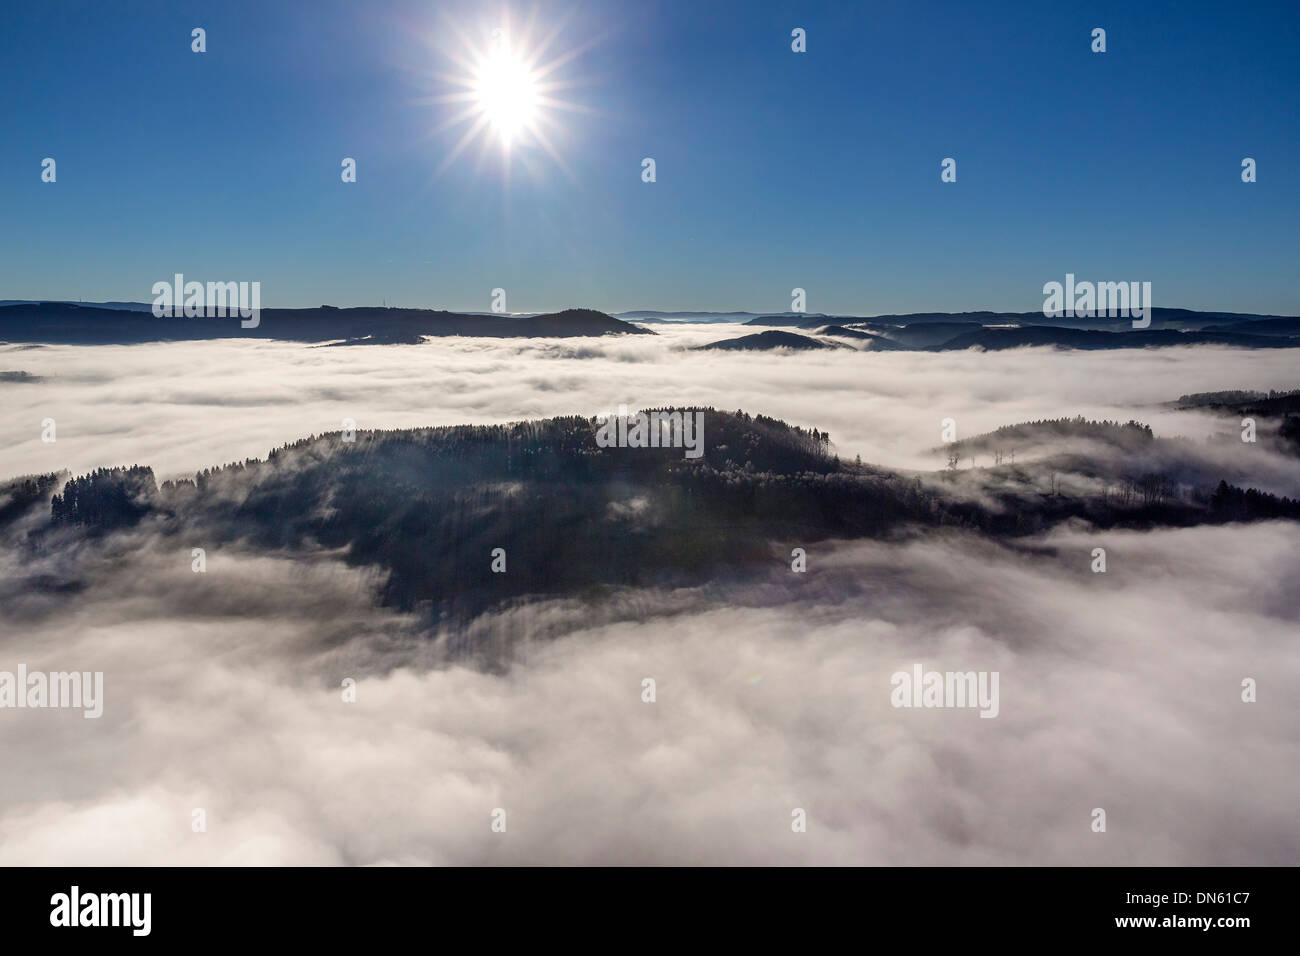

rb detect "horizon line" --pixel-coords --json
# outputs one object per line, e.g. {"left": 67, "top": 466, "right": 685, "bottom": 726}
{"left": 3, "top": 299, "right": 1298, "bottom": 319}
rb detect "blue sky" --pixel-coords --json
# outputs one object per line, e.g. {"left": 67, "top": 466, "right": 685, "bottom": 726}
{"left": 2, "top": 0, "right": 1297, "bottom": 314}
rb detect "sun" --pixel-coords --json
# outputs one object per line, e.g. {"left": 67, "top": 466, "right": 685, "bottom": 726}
{"left": 427, "top": 11, "right": 593, "bottom": 175}
{"left": 473, "top": 44, "right": 540, "bottom": 144}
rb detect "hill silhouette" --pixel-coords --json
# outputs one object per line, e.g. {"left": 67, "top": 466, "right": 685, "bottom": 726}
{"left": 8, "top": 409, "right": 1298, "bottom": 624}
{"left": 697, "top": 330, "right": 845, "bottom": 351}
{"left": 0, "top": 303, "right": 652, "bottom": 344}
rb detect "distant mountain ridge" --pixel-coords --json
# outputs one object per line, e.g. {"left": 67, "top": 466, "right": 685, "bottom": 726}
{"left": 0, "top": 300, "right": 154, "bottom": 311}
{"left": 935, "top": 326, "right": 1299, "bottom": 351}
{"left": 5, "top": 300, "right": 1296, "bottom": 348}
{"left": 699, "top": 323, "right": 1300, "bottom": 353}
{"left": 0, "top": 303, "right": 652, "bottom": 344}
{"left": 743, "top": 308, "right": 1298, "bottom": 330}
{"left": 614, "top": 311, "right": 758, "bottom": 324}
{"left": 700, "top": 311, "right": 1300, "bottom": 352}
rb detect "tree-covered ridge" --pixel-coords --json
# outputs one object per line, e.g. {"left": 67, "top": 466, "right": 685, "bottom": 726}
{"left": 12, "top": 408, "right": 1298, "bottom": 619}
{"left": 35, "top": 411, "right": 942, "bottom": 615}
{"left": 1176, "top": 388, "right": 1300, "bottom": 410}
{"left": 1167, "top": 388, "right": 1300, "bottom": 457}
{"left": 944, "top": 416, "right": 1154, "bottom": 458}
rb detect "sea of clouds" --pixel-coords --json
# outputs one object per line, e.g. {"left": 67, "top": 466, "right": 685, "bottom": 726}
{"left": 4, "top": 326, "right": 1300, "bottom": 485}
{"left": 0, "top": 330, "right": 1297, "bottom": 864}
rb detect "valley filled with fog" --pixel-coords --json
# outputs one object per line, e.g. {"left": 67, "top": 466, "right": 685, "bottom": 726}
{"left": 5, "top": 324, "right": 1300, "bottom": 484}
{"left": 2, "top": 327, "right": 1297, "bottom": 864}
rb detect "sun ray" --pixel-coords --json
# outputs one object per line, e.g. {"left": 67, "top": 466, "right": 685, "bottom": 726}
{"left": 436, "top": 114, "right": 493, "bottom": 175}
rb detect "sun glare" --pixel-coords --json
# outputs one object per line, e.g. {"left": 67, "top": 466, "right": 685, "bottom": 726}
{"left": 473, "top": 48, "right": 539, "bottom": 143}
{"left": 429, "top": 12, "right": 591, "bottom": 175}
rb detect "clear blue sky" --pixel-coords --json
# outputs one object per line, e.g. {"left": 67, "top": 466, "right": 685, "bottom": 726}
{"left": 2, "top": 0, "right": 1297, "bottom": 315}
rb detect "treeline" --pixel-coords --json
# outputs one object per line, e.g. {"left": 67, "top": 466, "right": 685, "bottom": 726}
{"left": 1177, "top": 388, "right": 1300, "bottom": 407}
{"left": 1176, "top": 387, "right": 1300, "bottom": 419}
{"left": 1207, "top": 480, "right": 1300, "bottom": 521}
{"left": 989, "top": 416, "right": 1153, "bottom": 442}
{"left": 50, "top": 466, "right": 157, "bottom": 529}
{"left": 949, "top": 416, "right": 1153, "bottom": 457}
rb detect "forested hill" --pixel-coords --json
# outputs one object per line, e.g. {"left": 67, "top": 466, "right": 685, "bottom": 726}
{"left": 24, "top": 411, "right": 937, "bottom": 616}
{"left": 0, "top": 303, "right": 652, "bottom": 344}
{"left": 7, "top": 409, "right": 1299, "bottom": 621}
{"left": 942, "top": 417, "right": 1155, "bottom": 457}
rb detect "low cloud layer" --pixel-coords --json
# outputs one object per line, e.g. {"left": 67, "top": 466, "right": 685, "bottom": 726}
{"left": 0, "top": 518, "right": 1295, "bottom": 865}
{"left": 3, "top": 329, "right": 1298, "bottom": 484}
{"left": 1, "top": 334, "right": 1296, "bottom": 864}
